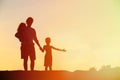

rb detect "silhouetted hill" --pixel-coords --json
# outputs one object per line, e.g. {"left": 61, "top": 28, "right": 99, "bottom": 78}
{"left": 0, "top": 70, "right": 120, "bottom": 80}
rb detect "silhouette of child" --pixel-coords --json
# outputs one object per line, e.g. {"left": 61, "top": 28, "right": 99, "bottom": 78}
{"left": 15, "top": 23, "right": 26, "bottom": 42}
{"left": 42, "top": 37, "right": 66, "bottom": 71}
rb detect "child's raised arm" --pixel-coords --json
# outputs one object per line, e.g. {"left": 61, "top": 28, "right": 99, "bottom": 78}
{"left": 52, "top": 46, "right": 66, "bottom": 52}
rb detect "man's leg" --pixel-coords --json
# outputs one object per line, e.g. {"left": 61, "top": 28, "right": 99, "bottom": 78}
{"left": 23, "top": 58, "right": 28, "bottom": 71}
{"left": 30, "top": 59, "right": 35, "bottom": 71}
{"left": 29, "top": 45, "right": 36, "bottom": 71}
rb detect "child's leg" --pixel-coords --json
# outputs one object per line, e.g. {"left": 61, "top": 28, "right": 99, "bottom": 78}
{"left": 49, "top": 66, "right": 52, "bottom": 71}
{"left": 45, "top": 66, "right": 48, "bottom": 71}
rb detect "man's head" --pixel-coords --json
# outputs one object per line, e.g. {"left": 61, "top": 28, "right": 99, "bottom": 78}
{"left": 26, "top": 17, "right": 33, "bottom": 27}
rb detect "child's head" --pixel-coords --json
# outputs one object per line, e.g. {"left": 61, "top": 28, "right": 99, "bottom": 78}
{"left": 17, "top": 22, "right": 26, "bottom": 32}
{"left": 45, "top": 37, "right": 51, "bottom": 45}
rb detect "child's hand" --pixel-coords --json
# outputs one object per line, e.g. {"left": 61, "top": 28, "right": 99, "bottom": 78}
{"left": 62, "top": 49, "right": 66, "bottom": 52}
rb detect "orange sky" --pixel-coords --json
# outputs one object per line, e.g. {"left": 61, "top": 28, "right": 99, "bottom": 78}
{"left": 0, "top": 0, "right": 120, "bottom": 71}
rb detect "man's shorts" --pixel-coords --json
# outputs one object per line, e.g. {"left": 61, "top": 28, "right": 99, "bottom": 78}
{"left": 21, "top": 44, "right": 36, "bottom": 60}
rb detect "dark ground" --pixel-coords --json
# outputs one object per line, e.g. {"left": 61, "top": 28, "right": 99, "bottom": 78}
{"left": 0, "top": 70, "right": 120, "bottom": 80}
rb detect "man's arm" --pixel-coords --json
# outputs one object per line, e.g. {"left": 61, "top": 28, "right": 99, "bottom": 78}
{"left": 33, "top": 29, "right": 43, "bottom": 51}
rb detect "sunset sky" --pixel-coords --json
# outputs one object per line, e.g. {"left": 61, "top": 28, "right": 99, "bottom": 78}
{"left": 0, "top": 0, "right": 120, "bottom": 71}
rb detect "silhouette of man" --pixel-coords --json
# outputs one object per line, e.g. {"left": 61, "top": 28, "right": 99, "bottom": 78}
{"left": 15, "top": 17, "right": 42, "bottom": 71}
